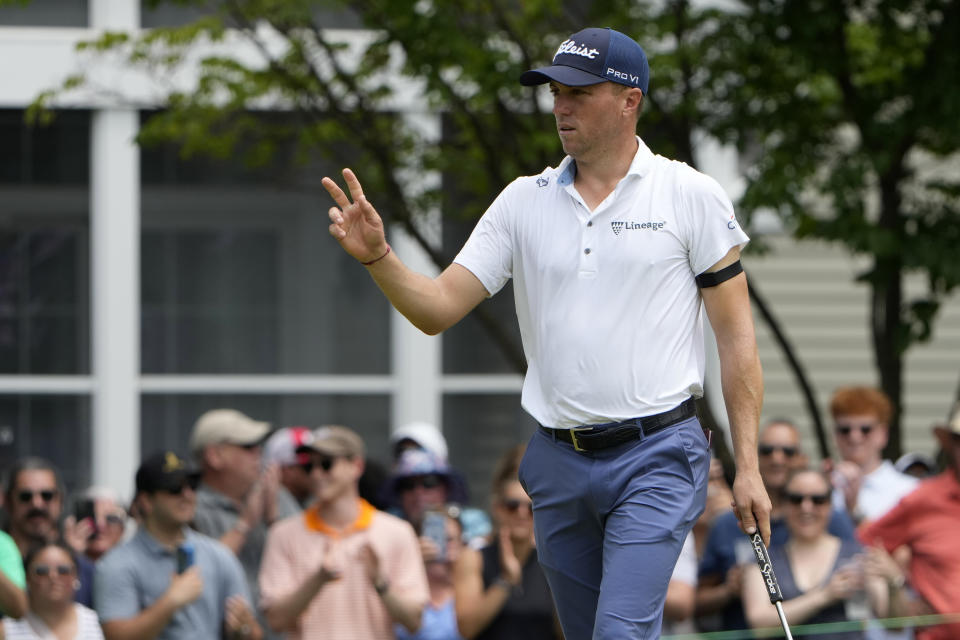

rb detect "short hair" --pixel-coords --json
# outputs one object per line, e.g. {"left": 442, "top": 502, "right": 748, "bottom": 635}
{"left": 829, "top": 386, "right": 893, "bottom": 424}
{"left": 490, "top": 443, "right": 526, "bottom": 498}
{"left": 4, "top": 457, "right": 63, "bottom": 499}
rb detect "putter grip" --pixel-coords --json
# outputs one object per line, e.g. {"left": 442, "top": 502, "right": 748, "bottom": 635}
{"left": 749, "top": 532, "right": 784, "bottom": 604}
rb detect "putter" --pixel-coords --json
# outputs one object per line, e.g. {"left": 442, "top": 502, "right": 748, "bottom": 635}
{"left": 748, "top": 532, "right": 794, "bottom": 640}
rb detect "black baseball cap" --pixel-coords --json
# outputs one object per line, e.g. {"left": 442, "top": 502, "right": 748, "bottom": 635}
{"left": 520, "top": 27, "right": 650, "bottom": 93}
{"left": 135, "top": 451, "right": 201, "bottom": 493}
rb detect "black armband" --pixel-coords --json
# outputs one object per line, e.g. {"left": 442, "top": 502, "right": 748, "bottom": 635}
{"left": 696, "top": 260, "right": 743, "bottom": 288}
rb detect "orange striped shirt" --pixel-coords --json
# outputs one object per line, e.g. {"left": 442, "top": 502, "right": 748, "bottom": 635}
{"left": 259, "top": 500, "right": 428, "bottom": 639}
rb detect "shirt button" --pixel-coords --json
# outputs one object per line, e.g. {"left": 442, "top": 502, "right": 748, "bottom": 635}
{"left": 587, "top": 221, "right": 593, "bottom": 227}
{"left": 584, "top": 248, "right": 591, "bottom": 255}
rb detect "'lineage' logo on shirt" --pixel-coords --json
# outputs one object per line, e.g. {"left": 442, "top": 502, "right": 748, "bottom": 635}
{"left": 611, "top": 220, "right": 666, "bottom": 236}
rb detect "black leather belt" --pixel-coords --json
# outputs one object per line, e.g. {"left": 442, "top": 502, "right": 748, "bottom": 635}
{"left": 540, "top": 398, "right": 696, "bottom": 452}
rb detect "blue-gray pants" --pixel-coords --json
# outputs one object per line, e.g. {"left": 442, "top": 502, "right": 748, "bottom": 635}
{"left": 518, "top": 416, "right": 710, "bottom": 639}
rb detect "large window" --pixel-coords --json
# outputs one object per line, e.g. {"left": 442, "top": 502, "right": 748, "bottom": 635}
{"left": 140, "top": 136, "right": 391, "bottom": 375}
{"left": 0, "top": 0, "right": 87, "bottom": 27}
{"left": 0, "top": 396, "right": 91, "bottom": 495}
{"left": 0, "top": 110, "right": 90, "bottom": 491}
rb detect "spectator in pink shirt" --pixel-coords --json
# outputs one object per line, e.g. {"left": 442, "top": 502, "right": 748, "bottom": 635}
{"left": 259, "top": 425, "right": 429, "bottom": 639}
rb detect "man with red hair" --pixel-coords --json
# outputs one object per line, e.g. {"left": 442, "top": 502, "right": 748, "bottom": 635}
{"left": 828, "top": 386, "right": 918, "bottom": 524}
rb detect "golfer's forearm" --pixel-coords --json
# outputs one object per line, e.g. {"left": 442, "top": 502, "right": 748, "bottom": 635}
{"left": 719, "top": 346, "right": 763, "bottom": 470}
{"left": 365, "top": 260, "right": 486, "bottom": 336}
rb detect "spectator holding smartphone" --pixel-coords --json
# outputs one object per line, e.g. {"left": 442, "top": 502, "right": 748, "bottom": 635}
{"left": 94, "top": 451, "right": 260, "bottom": 640}
{"left": 66, "top": 487, "right": 128, "bottom": 563}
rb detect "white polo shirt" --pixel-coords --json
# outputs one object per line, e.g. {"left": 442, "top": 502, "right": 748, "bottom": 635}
{"left": 454, "top": 137, "right": 749, "bottom": 428}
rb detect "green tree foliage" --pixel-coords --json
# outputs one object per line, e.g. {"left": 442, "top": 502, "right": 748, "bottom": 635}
{"left": 702, "top": 0, "right": 960, "bottom": 454}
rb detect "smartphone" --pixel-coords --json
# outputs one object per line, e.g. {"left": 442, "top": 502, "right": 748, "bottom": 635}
{"left": 421, "top": 510, "right": 448, "bottom": 563}
{"left": 176, "top": 542, "right": 195, "bottom": 573}
{"left": 74, "top": 498, "right": 97, "bottom": 536}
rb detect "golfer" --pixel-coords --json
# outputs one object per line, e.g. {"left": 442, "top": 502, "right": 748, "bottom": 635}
{"left": 323, "top": 26, "right": 770, "bottom": 639}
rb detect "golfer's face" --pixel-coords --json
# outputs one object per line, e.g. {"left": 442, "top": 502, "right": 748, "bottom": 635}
{"left": 550, "top": 81, "right": 628, "bottom": 159}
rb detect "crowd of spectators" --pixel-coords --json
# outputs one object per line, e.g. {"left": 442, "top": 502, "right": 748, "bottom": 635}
{"left": 0, "top": 385, "right": 959, "bottom": 639}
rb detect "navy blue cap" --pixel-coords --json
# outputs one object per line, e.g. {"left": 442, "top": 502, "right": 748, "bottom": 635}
{"left": 520, "top": 27, "right": 649, "bottom": 93}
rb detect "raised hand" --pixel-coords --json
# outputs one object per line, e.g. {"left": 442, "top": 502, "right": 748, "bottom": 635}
{"left": 323, "top": 168, "right": 389, "bottom": 264}
{"left": 497, "top": 528, "right": 523, "bottom": 587}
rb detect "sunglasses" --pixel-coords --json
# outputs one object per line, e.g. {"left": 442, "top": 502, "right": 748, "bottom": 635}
{"left": 32, "top": 564, "right": 75, "bottom": 577}
{"left": 835, "top": 423, "right": 875, "bottom": 437}
{"left": 301, "top": 456, "right": 339, "bottom": 474}
{"left": 397, "top": 474, "right": 445, "bottom": 493}
{"left": 785, "top": 492, "right": 831, "bottom": 506}
{"left": 104, "top": 514, "right": 126, "bottom": 527}
{"left": 758, "top": 444, "right": 798, "bottom": 458}
{"left": 16, "top": 489, "right": 57, "bottom": 504}
{"left": 162, "top": 475, "right": 201, "bottom": 495}
{"left": 501, "top": 499, "right": 533, "bottom": 515}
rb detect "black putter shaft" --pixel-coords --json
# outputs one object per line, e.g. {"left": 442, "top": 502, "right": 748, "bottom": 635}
{"left": 749, "top": 532, "right": 795, "bottom": 640}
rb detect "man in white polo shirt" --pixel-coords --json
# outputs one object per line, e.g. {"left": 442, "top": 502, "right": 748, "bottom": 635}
{"left": 322, "top": 26, "right": 769, "bottom": 639}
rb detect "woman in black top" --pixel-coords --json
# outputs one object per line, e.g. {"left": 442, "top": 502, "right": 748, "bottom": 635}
{"left": 743, "top": 469, "right": 886, "bottom": 639}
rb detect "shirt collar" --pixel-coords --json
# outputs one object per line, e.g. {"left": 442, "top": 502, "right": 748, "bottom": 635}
{"left": 135, "top": 525, "right": 194, "bottom": 555}
{"left": 555, "top": 136, "right": 655, "bottom": 186}
{"left": 304, "top": 498, "right": 377, "bottom": 537}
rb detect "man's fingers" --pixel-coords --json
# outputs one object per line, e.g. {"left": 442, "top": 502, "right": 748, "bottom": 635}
{"left": 358, "top": 196, "right": 379, "bottom": 224}
{"left": 321, "top": 176, "right": 352, "bottom": 211}
{"left": 342, "top": 168, "right": 365, "bottom": 202}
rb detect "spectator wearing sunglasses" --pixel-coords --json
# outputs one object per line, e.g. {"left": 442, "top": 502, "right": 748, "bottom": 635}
{"left": 744, "top": 469, "right": 887, "bottom": 639}
{"left": 384, "top": 449, "right": 469, "bottom": 539}
{"left": 259, "top": 425, "right": 428, "bottom": 639}
{"left": 2, "top": 541, "right": 103, "bottom": 639}
{"left": 189, "top": 409, "right": 299, "bottom": 640}
{"left": 387, "top": 423, "right": 491, "bottom": 547}
{"left": 696, "top": 421, "right": 856, "bottom": 633}
{"left": 3, "top": 458, "right": 95, "bottom": 608}
{"left": 827, "top": 387, "right": 919, "bottom": 526}
{"left": 453, "top": 444, "right": 560, "bottom": 640}
{"left": 94, "top": 451, "right": 261, "bottom": 640}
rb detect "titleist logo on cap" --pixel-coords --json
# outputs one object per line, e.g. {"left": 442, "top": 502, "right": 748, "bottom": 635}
{"left": 555, "top": 39, "right": 600, "bottom": 60}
